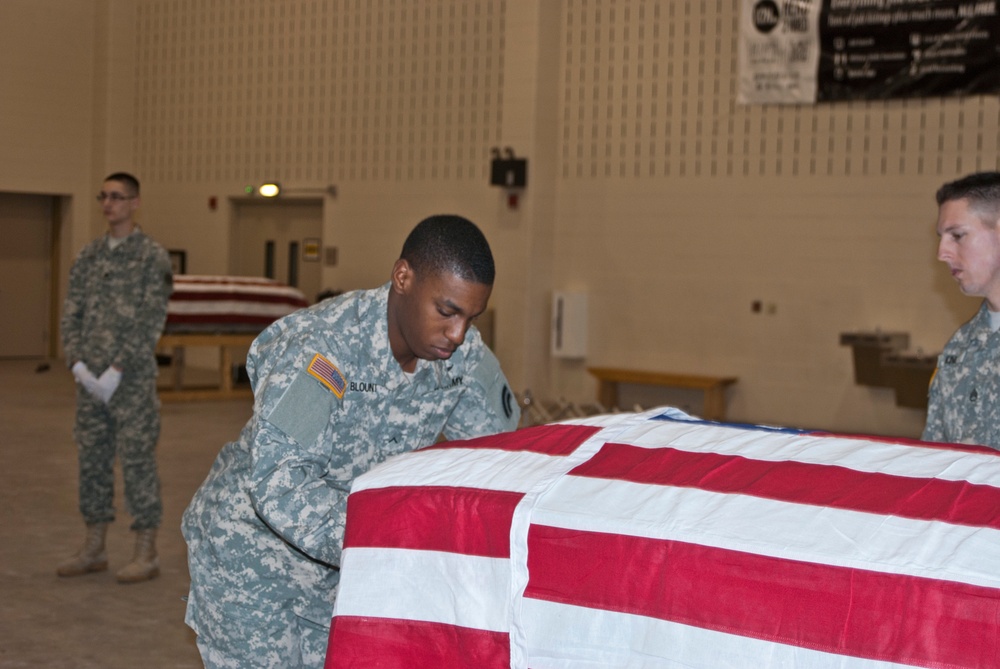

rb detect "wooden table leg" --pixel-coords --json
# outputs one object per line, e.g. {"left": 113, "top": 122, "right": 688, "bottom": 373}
{"left": 597, "top": 381, "right": 618, "bottom": 411}
{"left": 703, "top": 387, "right": 724, "bottom": 421}
{"left": 172, "top": 346, "right": 184, "bottom": 391}
{"left": 220, "top": 346, "right": 233, "bottom": 393}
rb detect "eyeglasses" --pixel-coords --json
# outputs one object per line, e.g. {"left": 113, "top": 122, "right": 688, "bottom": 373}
{"left": 96, "top": 192, "right": 135, "bottom": 203}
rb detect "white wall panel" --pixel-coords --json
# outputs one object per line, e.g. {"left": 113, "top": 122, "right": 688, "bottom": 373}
{"left": 6, "top": 0, "right": 998, "bottom": 434}
{"left": 132, "top": 0, "right": 506, "bottom": 185}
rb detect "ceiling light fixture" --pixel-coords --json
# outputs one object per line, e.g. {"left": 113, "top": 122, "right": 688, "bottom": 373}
{"left": 257, "top": 183, "right": 281, "bottom": 198}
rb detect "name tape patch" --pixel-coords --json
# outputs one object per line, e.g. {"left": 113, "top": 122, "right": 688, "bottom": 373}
{"left": 307, "top": 353, "right": 347, "bottom": 398}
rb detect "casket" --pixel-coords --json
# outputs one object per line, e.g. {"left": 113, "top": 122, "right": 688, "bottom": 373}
{"left": 326, "top": 408, "right": 1000, "bottom": 668}
{"left": 165, "top": 275, "right": 309, "bottom": 333}
{"left": 159, "top": 275, "right": 309, "bottom": 400}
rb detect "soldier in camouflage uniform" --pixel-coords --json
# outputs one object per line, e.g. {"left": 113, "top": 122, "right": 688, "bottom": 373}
{"left": 182, "top": 215, "right": 520, "bottom": 668}
{"left": 923, "top": 172, "right": 1000, "bottom": 449}
{"left": 58, "top": 172, "right": 173, "bottom": 583}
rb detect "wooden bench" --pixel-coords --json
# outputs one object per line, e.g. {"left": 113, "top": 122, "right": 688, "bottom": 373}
{"left": 158, "top": 332, "right": 256, "bottom": 402}
{"left": 587, "top": 367, "right": 738, "bottom": 421}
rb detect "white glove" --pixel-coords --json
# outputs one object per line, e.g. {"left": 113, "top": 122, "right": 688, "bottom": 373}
{"left": 71, "top": 360, "right": 90, "bottom": 382}
{"left": 93, "top": 366, "right": 123, "bottom": 404}
{"left": 72, "top": 361, "right": 105, "bottom": 402}
{"left": 71, "top": 361, "right": 101, "bottom": 397}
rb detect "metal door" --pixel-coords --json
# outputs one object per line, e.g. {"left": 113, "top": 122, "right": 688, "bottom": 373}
{"left": 231, "top": 199, "right": 323, "bottom": 303}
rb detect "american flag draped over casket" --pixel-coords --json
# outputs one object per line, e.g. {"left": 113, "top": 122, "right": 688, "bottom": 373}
{"left": 165, "top": 275, "right": 309, "bottom": 333}
{"left": 325, "top": 408, "right": 1000, "bottom": 669}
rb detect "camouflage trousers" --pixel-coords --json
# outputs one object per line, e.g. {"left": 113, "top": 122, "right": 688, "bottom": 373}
{"left": 187, "top": 595, "right": 331, "bottom": 669}
{"left": 73, "top": 374, "right": 162, "bottom": 530}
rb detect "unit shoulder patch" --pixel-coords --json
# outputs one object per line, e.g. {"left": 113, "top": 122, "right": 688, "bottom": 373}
{"left": 469, "top": 348, "right": 516, "bottom": 422}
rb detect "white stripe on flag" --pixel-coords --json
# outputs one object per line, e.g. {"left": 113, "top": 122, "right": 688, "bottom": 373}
{"left": 172, "top": 282, "right": 303, "bottom": 297}
{"left": 628, "top": 420, "right": 1000, "bottom": 485}
{"left": 531, "top": 476, "right": 1000, "bottom": 589}
{"left": 352, "top": 448, "right": 568, "bottom": 494}
{"left": 521, "top": 598, "right": 919, "bottom": 669}
{"left": 334, "top": 547, "right": 511, "bottom": 633}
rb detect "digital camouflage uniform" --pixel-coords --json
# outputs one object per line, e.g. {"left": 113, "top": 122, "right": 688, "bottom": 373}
{"left": 61, "top": 230, "right": 173, "bottom": 530}
{"left": 923, "top": 301, "right": 1000, "bottom": 449}
{"left": 182, "top": 283, "right": 520, "bottom": 669}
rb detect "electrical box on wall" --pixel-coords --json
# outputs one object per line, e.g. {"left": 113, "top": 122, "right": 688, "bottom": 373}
{"left": 551, "top": 291, "right": 588, "bottom": 359}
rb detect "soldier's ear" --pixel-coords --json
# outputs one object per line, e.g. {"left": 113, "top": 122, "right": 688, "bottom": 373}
{"left": 390, "top": 259, "right": 415, "bottom": 296}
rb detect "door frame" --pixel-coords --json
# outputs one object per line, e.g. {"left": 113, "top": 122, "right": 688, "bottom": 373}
{"left": 228, "top": 196, "right": 325, "bottom": 292}
{"left": 0, "top": 191, "right": 64, "bottom": 359}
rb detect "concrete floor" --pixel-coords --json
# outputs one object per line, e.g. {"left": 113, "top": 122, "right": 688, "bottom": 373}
{"left": 0, "top": 360, "right": 253, "bottom": 668}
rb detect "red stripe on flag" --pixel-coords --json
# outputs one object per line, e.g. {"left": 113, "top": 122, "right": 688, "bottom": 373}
{"left": 570, "top": 443, "right": 1000, "bottom": 529}
{"left": 165, "top": 313, "right": 277, "bottom": 324}
{"left": 524, "top": 525, "right": 1000, "bottom": 667}
{"left": 423, "top": 423, "right": 600, "bottom": 456}
{"left": 345, "top": 486, "right": 524, "bottom": 558}
{"left": 326, "top": 616, "right": 511, "bottom": 669}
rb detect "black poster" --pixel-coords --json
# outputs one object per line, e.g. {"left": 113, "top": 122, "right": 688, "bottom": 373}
{"left": 739, "top": 0, "right": 1000, "bottom": 104}
{"left": 819, "top": 0, "right": 1000, "bottom": 100}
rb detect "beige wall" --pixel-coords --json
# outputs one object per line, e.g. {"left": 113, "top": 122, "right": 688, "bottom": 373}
{"left": 2, "top": 0, "right": 995, "bottom": 436}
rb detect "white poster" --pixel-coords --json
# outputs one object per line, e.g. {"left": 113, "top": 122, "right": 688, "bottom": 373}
{"left": 738, "top": 0, "right": 821, "bottom": 104}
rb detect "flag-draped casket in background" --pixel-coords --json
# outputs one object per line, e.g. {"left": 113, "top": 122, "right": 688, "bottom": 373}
{"left": 165, "top": 275, "right": 309, "bottom": 332}
{"left": 325, "top": 408, "right": 1000, "bottom": 668}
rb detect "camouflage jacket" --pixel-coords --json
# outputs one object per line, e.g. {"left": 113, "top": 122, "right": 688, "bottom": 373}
{"left": 60, "top": 230, "right": 173, "bottom": 377}
{"left": 182, "top": 283, "right": 520, "bottom": 627}
{"left": 923, "top": 301, "right": 1000, "bottom": 449}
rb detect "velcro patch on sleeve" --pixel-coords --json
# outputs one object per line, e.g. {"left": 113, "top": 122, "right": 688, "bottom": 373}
{"left": 307, "top": 353, "right": 347, "bottom": 398}
{"left": 266, "top": 364, "right": 339, "bottom": 446}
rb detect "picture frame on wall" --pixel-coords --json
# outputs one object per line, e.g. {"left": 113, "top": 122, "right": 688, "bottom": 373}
{"left": 168, "top": 249, "right": 187, "bottom": 275}
{"left": 303, "top": 238, "right": 321, "bottom": 262}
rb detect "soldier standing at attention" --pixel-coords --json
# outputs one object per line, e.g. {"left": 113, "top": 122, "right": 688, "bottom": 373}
{"left": 924, "top": 171, "right": 1000, "bottom": 448}
{"left": 182, "top": 214, "right": 520, "bottom": 668}
{"left": 58, "top": 172, "right": 173, "bottom": 583}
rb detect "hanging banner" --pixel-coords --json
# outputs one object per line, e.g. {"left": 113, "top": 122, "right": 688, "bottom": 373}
{"left": 738, "top": 0, "right": 1000, "bottom": 104}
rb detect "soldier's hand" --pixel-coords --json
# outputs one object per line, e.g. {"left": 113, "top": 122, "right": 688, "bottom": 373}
{"left": 93, "top": 366, "right": 123, "bottom": 404}
{"left": 72, "top": 361, "right": 99, "bottom": 391}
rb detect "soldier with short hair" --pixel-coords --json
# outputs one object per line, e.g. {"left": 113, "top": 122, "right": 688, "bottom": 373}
{"left": 182, "top": 214, "right": 520, "bottom": 668}
{"left": 59, "top": 171, "right": 173, "bottom": 583}
{"left": 924, "top": 171, "right": 1000, "bottom": 448}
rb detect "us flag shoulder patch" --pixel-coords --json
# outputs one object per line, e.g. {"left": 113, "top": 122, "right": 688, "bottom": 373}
{"left": 307, "top": 353, "right": 346, "bottom": 398}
